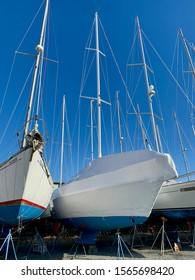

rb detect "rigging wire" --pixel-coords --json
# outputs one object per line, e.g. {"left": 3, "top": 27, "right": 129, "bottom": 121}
{"left": 16, "top": 1, "right": 45, "bottom": 52}
{"left": 143, "top": 30, "right": 195, "bottom": 111}
{"left": 0, "top": 54, "right": 17, "bottom": 115}
{"left": 0, "top": 65, "right": 34, "bottom": 145}
{"left": 99, "top": 18, "right": 138, "bottom": 116}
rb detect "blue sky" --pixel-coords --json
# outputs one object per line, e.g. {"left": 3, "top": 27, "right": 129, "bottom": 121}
{"left": 0, "top": 0, "right": 195, "bottom": 182}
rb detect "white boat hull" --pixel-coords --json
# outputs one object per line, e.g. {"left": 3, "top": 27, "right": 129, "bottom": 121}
{"left": 0, "top": 147, "right": 53, "bottom": 225}
{"left": 153, "top": 179, "right": 195, "bottom": 220}
{"left": 51, "top": 150, "right": 177, "bottom": 231}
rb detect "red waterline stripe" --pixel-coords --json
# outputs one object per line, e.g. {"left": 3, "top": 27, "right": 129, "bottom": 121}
{"left": 0, "top": 199, "right": 46, "bottom": 210}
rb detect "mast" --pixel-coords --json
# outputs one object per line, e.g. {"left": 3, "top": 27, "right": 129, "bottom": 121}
{"left": 180, "top": 28, "right": 195, "bottom": 135}
{"left": 136, "top": 17, "right": 159, "bottom": 152}
{"left": 82, "top": 12, "right": 109, "bottom": 160}
{"left": 179, "top": 29, "right": 195, "bottom": 79}
{"left": 116, "top": 91, "right": 123, "bottom": 153}
{"left": 173, "top": 111, "right": 190, "bottom": 180}
{"left": 60, "top": 95, "right": 65, "bottom": 186}
{"left": 156, "top": 124, "right": 163, "bottom": 153}
{"left": 137, "top": 104, "right": 148, "bottom": 150}
{"left": 95, "top": 12, "right": 102, "bottom": 158}
{"left": 90, "top": 100, "right": 94, "bottom": 161}
{"left": 22, "top": 0, "right": 49, "bottom": 147}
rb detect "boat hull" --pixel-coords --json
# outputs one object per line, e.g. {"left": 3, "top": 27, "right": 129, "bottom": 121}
{"left": 153, "top": 179, "right": 195, "bottom": 220}
{"left": 0, "top": 147, "right": 52, "bottom": 225}
{"left": 51, "top": 150, "right": 177, "bottom": 231}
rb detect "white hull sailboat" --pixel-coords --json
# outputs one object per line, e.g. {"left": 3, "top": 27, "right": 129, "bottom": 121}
{"left": 152, "top": 30, "right": 195, "bottom": 222}
{"left": 51, "top": 149, "right": 177, "bottom": 231}
{"left": 0, "top": 140, "right": 52, "bottom": 225}
{"left": 0, "top": 0, "right": 53, "bottom": 226}
{"left": 153, "top": 179, "right": 195, "bottom": 220}
{"left": 51, "top": 15, "right": 177, "bottom": 233}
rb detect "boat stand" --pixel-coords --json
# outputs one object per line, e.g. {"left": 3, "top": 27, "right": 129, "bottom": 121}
{"left": 186, "top": 222, "right": 195, "bottom": 249}
{"left": 0, "top": 229, "right": 17, "bottom": 260}
{"left": 178, "top": 222, "right": 195, "bottom": 249}
{"left": 68, "top": 230, "right": 98, "bottom": 258}
{"left": 49, "top": 224, "right": 65, "bottom": 253}
{"left": 150, "top": 220, "right": 174, "bottom": 256}
{"left": 68, "top": 238, "right": 87, "bottom": 258}
{"left": 25, "top": 228, "right": 51, "bottom": 259}
{"left": 129, "top": 225, "right": 144, "bottom": 248}
{"left": 50, "top": 235, "right": 63, "bottom": 253}
{"left": 112, "top": 230, "right": 134, "bottom": 259}
{"left": 192, "top": 222, "right": 195, "bottom": 249}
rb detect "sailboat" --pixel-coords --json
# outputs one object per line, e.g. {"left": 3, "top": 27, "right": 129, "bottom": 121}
{"left": 153, "top": 178, "right": 195, "bottom": 220}
{"left": 0, "top": 0, "right": 53, "bottom": 226}
{"left": 152, "top": 29, "right": 195, "bottom": 221}
{"left": 51, "top": 14, "right": 177, "bottom": 233}
{"left": 153, "top": 114, "right": 195, "bottom": 220}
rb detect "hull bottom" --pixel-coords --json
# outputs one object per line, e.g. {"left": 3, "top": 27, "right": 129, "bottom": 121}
{"left": 152, "top": 208, "right": 195, "bottom": 221}
{"left": 0, "top": 199, "right": 46, "bottom": 225}
{"left": 60, "top": 215, "right": 148, "bottom": 231}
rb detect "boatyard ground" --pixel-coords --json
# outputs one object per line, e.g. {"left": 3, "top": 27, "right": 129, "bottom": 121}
{"left": 1, "top": 237, "right": 194, "bottom": 260}
{"left": 0, "top": 220, "right": 195, "bottom": 260}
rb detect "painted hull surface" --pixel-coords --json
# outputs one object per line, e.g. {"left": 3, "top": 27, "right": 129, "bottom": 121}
{"left": 51, "top": 150, "right": 177, "bottom": 231}
{"left": 0, "top": 147, "right": 53, "bottom": 225}
{"left": 153, "top": 179, "right": 195, "bottom": 220}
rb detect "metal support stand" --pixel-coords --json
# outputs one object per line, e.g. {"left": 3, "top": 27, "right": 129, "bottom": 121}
{"left": 129, "top": 225, "right": 144, "bottom": 248}
{"left": 50, "top": 235, "right": 63, "bottom": 253}
{"left": 25, "top": 228, "right": 51, "bottom": 259}
{"left": 49, "top": 225, "right": 65, "bottom": 253}
{"left": 0, "top": 229, "right": 17, "bottom": 260}
{"left": 192, "top": 222, "right": 195, "bottom": 249}
{"left": 68, "top": 237, "right": 87, "bottom": 258}
{"left": 150, "top": 220, "right": 174, "bottom": 256}
{"left": 112, "top": 230, "right": 134, "bottom": 259}
{"left": 68, "top": 230, "right": 98, "bottom": 258}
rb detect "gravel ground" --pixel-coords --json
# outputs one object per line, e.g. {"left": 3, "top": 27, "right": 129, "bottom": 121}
{"left": 1, "top": 231, "right": 195, "bottom": 260}
{"left": 3, "top": 237, "right": 194, "bottom": 260}
{"left": 62, "top": 245, "right": 195, "bottom": 260}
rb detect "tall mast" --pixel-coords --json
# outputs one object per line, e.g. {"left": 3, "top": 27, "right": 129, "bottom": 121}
{"left": 180, "top": 29, "right": 195, "bottom": 137}
{"left": 136, "top": 17, "right": 159, "bottom": 152}
{"left": 137, "top": 104, "right": 148, "bottom": 150}
{"left": 95, "top": 12, "right": 102, "bottom": 158}
{"left": 22, "top": 0, "right": 49, "bottom": 147}
{"left": 179, "top": 29, "right": 195, "bottom": 79}
{"left": 116, "top": 91, "right": 123, "bottom": 153}
{"left": 156, "top": 124, "right": 163, "bottom": 153}
{"left": 60, "top": 95, "right": 65, "bottom": 186}
{"left": 90, "top": 100, "right": 94, "bottom": 161}
{"left": 173, "top": 111, "right": 190, "bottom": 180}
